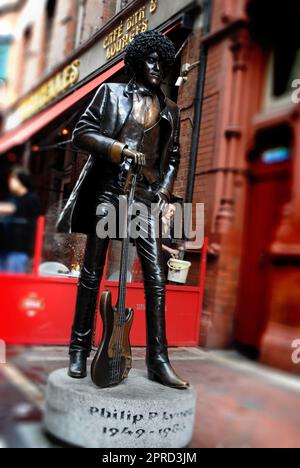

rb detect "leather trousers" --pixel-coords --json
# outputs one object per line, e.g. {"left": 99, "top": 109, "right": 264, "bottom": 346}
{"left": 69, "top": 186, "right": 169, "bottom": 365}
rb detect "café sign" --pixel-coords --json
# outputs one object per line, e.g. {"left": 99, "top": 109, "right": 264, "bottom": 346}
{"left": 6, "top": 60, "right": 80, "bottom": 131}
{"left": 4, "top": 0, "right": 196, "bottom": 132}
{"left": 103, "top": 0, "right": 159, "bottom": 60}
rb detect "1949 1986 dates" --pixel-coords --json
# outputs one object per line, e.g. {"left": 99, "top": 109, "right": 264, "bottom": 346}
{"left": 103, "top": 423, "right": 187, "bottom": 439}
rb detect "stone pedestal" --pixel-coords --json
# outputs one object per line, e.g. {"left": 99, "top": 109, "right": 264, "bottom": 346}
{"left": 44, "top": 369, "right": 197, "bottom": 448}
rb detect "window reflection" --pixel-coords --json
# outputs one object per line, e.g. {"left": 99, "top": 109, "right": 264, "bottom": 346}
{"left": 105, "top": 240, "right": 138, "bottom": 283}
{"left": 40, "top": 201, "right": 85, "bottom": 278}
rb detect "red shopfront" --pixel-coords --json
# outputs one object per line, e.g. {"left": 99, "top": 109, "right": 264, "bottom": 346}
{"left": 0, "top": 217, "right": 208, "bottom": 346}
{"left": 0, "top": 1, "right": 207, "bottom": 348}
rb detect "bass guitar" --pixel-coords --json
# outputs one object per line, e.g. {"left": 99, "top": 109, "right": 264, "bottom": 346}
{"left": 91, "top": 160, "right": 138, "bottom": 388}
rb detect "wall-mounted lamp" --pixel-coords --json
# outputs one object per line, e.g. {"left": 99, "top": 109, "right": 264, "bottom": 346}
{"left": 175, "top": 61, "right": 201, "bottom": 87}
{"left": 175, "top": 76, "right": 188, "bottom": 87}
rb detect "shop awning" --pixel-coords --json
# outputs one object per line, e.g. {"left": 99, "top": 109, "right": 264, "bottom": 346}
{"left": 0, "top": 21, "right": 182, "bottom": 155}
{"left": 0, "top": 61, "right": 124, "bottom": 155}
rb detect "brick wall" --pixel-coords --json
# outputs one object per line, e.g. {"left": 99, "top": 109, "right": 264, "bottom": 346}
{"left": 100, "top": 0, "right": 118, "bottom": 26}
{"left": 174, "top": 29, "right": 203, "bottom": 200}
{"left": 46, "top": 0, "right": 78, "bottom": 72}
{"left": 195, "top": 0, "right": 266, "bottom": 349}
{"left": 81, "top": 0, "right": 118, "bottom": 43}
{"left": 174, "top": 0, "right": 258, "bottom": 349}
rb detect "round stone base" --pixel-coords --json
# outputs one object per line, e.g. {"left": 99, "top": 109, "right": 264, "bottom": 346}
{"left": 44, "top": 368, "right": 197, "bottom": 448}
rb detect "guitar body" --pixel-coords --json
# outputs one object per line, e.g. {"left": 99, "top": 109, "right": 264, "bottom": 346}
{"left": 91, "top": 291, "right": 134, "bottom": 388}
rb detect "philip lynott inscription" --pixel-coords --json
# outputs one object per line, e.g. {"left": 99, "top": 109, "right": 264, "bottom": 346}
{"left": 90, "top": 406, "right": 195, "bottom": 440}
{"left": 90, "top": 407, "right": 194, "bottom": 422}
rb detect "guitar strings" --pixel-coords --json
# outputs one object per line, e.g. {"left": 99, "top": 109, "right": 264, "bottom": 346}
{"left": 112, "top": 170, "right": 137, "bottom": 383}
{"left": 114, "top": 176, "right": 134, "bottom": 382}
{"left": 112, "top": 193, "right": 129, "bottom": 382}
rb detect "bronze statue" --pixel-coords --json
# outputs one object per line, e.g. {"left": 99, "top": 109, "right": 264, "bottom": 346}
{"left": 57, "top": 31, "right": 190, "bottom": 390}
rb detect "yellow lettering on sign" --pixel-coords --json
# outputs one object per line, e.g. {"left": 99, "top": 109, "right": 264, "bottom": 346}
{"left": 103, "top": 1, "right": 159, "bottom": 61}
{"left": 16, "top": 60, "right": 80, "bottom": 123}
{"left": 150, "top": 0, "right": 158, "bottom": 14}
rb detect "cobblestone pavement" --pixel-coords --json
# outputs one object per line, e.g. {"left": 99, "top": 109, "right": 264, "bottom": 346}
{"left": 0, "top": 346, "right": 300, "bottom": 448}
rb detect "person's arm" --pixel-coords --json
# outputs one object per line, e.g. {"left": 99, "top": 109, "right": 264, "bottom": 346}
{"left": 0, "top": 203, "right": 16, "bottom": 215}
{"left": 162, "top": 244, "right": 180, "bottom": 258}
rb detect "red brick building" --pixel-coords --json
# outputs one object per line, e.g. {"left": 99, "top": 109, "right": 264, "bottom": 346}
{"left": 176, "top": 0, "right": 300, "bottom": 374}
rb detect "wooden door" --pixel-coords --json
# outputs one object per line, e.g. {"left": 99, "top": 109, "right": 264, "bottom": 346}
{"left": 235, "top": 155, "right": 292, "bottom": 350}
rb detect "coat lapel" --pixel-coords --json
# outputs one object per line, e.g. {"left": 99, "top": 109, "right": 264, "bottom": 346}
{"left": 114, "top": 91, "right": 133, "bottom": 137}
{"left": 161, "top": 106, "right": 173, "bottom": 128}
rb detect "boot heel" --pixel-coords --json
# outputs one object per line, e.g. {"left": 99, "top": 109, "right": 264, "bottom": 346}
{"left": 68, "top": 351, "right": 88, "bottom": 379}
{"left": 147, "top": 362, "right": 190, "bottom": 389}
{"left": 148, "top": 370, "right": 161, "bottom": 384}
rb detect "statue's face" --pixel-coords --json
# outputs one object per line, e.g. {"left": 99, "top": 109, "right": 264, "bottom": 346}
{"left": 138, "top": 52, "right": 163, "bottom": 89}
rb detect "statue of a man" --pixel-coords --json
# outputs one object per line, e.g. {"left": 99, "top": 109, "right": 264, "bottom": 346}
{"left": 57, "top": 31, "right": 190, "bottom": 390}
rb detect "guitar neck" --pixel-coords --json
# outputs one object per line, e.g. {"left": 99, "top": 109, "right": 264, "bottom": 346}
{"left": 116, "top": 168, "right": 138, "bottom": 320}
{"left": 117, "top": 233, "right": 130, "bottom": 319}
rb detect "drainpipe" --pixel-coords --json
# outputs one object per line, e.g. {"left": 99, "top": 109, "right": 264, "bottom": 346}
{"left": 185, "top": 0, "right": 212, "bottom": 205}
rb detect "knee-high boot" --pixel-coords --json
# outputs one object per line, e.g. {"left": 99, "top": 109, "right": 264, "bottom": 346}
{"left": 69, "top": 235, "right": 108, "bottom": 379}
{"left": 68, "top": 269, "right": 100, "bottom": 378}
{"left": 144, "top": 281, "right": 190, "bottom": 390}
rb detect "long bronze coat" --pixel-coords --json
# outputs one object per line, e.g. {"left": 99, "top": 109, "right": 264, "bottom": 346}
{"left": 57, "top": 83, "right": 181, "bottom": 234}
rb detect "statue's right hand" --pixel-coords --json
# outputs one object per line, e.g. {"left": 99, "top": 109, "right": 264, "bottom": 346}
{"left": 122, "top": 148, "right": 146, "bottom": 167}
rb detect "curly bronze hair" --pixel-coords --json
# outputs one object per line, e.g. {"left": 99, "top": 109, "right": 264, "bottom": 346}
{"left": 124, "top": 31, "right": 176, "bottom": 78}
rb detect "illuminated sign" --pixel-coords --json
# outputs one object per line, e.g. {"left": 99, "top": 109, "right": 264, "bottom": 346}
{"left": 262, "top": 147, "right": 291, "bottom": 165}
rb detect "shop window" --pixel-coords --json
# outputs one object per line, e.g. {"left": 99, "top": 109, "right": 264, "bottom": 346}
{"left": 45, "top": 0, "right": 57, "bottom": 66}
{"left": 40, "top": 201, "right": 86, "bottom": 278}
{"left": 20, "top": 26, "right": 34, "bottom": 94}
{"left": 24, "top": 26, "right": 33, "bottom": 57}
{"left": 0, "top": 36, "right": 11, "bottom": 84}
{"left": 34, "top": 200, "right": 203, "bottom": 285}
{"left": 265, "top": 47, "right": 300, "bottom": 108}
{"left": 266, "top": 47, "right": 300, "bottom": 107}
{"left": 46, "top": 0, "right": 57, "bottom": 27}
{"left": 273, "top": 47, "right": 300, "bottom": 98}
{"left": 248, "top": 0, "right": 300, "bottom": 108}
{"left": 40, "top": 232, "right": 86, "bottom": 278}
{"left": 264, "top": 22, "right": 300, "bottom": 107}
{"left": 106, "top": 241, "right": 138, "bottom": 283}
{"left": 106, "top": 245, "right": 201, "bottom": 287}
